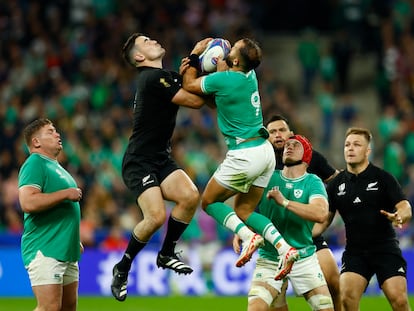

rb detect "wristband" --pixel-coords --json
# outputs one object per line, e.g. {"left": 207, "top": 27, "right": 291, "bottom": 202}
{"left": 188, "top": 54, "right": 200, "bottom": 69}
{"left": 282, "top": 199, "right": 290, "bottom": 208}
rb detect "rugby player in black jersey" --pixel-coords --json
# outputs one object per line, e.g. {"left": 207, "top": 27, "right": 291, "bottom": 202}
{"left": 110, "top": 33, "right": 212, "bottom": 301}
{"left": 322, "top": 127, "right": 412, "bottom": 310}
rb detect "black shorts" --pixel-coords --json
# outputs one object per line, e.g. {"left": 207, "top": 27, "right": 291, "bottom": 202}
{"left": 341, "top": 247, "right": 407, "bottom": 288}
{"left": 122, "top": 152, "right": 179, "bottom": 198}
{"left": 313, "top": 235, "right": 329, "bottom": 251}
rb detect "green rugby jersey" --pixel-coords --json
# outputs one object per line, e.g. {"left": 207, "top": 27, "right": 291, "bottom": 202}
{"left": 258, "top": 170, "right": 327, "bottom": 261}
{"left": 201, "top": 70, "right": 265, "bottom": 149}
{"left": 18, "top": 153, "right": 81, "bottom": 266}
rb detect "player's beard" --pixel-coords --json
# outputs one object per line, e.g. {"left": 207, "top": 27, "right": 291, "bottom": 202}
{"left": 225, "top": 55, "right": 233, "bottom": 68}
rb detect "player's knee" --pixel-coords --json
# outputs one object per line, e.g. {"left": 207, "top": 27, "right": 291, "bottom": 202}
{"left": 146, "top": 211, "right": 167, "bottom": 229}
{"left": 234, "top": 205, "right": 252, "bottom": 221}
{"left": 184, "top": 188, "right": 200, "bottom": 209}
{"left": 248, "top": 285, "right": 275, "bottom": 306}
{"left": 270, "top": 281, "right": 288, "bottom": 308}
{"left": 306, "top": 294, "right": 333, "bottom": 310}
{"left": 64, "top": 299, "right": 78, "bottom": 311}
{"left": 326, "top": 277, "right": 340, "bottom": 297}
{"left": 390, "top": 294, "right": 409, "bottom": 310}
{"left": 201, "top": 193, "right": 214, "bottom": 210}
{"left": 39, "top": 301, "right": 62, "bottom": 311}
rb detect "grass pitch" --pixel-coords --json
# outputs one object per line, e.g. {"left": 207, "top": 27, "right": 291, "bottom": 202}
{"left": 1, "top": 295, "right": 413, "bottom": 310}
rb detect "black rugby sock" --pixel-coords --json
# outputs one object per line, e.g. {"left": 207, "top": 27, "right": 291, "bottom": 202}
{"left": 117, "top": 232, "right": 146, "bottom": 272}
{"left": 159, "top": 216, "right": 189, "bottom": 256}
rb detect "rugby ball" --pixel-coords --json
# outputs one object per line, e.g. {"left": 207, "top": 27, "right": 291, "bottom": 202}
{"left": 199, "top": 38, "right": 231, "bottom": 73}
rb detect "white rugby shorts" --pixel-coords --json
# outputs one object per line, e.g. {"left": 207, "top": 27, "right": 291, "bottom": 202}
{"left": 214, "top": 140, "right": 276, "bottom": 193}
{"left": 250, "top": 253, "right": 327, "bottom": 299}
{"left": 26, "top": 250, "right": 79, "bottom": 286}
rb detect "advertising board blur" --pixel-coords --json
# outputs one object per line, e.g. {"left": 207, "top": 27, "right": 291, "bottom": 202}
{"left": 1, "top": 247, "right": 413, "bottom": 296}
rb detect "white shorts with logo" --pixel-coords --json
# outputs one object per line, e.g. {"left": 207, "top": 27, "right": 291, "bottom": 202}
{"left": 214, "top": 140, "right": 276, "bottom": 193}
{"left": 250, "top": 253, "right": 326, "bottom": 299}
{"left": 26, "top": 250, "right": 79, "bottom": 286}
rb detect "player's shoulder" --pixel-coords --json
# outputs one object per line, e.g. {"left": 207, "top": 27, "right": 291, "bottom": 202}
{"left": 18, "top": 154, "right": 45, "bottom": 180}
{"left": 270, "top": 169, "right": 283, "bottom": 181}
{"left": 305, "top": 172, "right": 326, "bottom": 187}
{"left": 368, "top": 163, "right": 399, "bottom": 182}
{"left": 326, "top": 169, "right": 347, "bottom": 187}
{"left": 311, "top": 148, "right": 324, "bottom": 159}
{"left": 203, "top": 70, "right": 230, "bottom": 80}
{"left": 306, "top": 172, "right": 323, "bottom": 181}
{"left": 138, "top": 67, "right": 177, "bottom": 81}
{"left": 23, "top": 153, "right": 44, "bottom": 166}
{"left": 202, "top": 70, "right": 234, "bottom": 91}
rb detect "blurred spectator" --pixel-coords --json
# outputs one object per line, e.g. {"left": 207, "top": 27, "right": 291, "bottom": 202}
{"left": 339, "top": 93, "right": 358, "bottom": 125}
{"left": 383, "top": 139, "right": 406, "bottom": 184}
{"left": 100, "top": 226, "right": 129, "bottom": 251}
{"left": 319, "top": 41, "right": 336, "bottom": 84}
{"left": 316, "top": 81, "right": 336, "bottom": 150}
{"left": 297, "top": 28, "right": 320, "bottom": 98}
{"left": 378, "top": 105, "right": 400, "bottom": 143}
{"left": 331, "top": 29, "right": 353, "bottom": 94}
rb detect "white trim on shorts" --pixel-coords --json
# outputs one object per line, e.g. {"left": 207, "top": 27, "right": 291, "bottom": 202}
{"left": 26, "top": 250, "right": 79, "bottom": 286}
{"left": 214, "top": 140, "right": 276, "bottom": 193}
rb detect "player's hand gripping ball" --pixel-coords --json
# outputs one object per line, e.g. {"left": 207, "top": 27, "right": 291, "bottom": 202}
{"left": 199, "top": 38, "right": 231, "bottom": 73}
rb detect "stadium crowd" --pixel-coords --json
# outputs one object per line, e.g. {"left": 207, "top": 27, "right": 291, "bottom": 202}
{"left": 0, "top": 0, "right": 413, "bottom": 250}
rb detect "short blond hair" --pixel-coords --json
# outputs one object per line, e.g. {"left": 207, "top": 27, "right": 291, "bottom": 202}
{"left": 345, "top": 127, "right": 372, "bottom": 143}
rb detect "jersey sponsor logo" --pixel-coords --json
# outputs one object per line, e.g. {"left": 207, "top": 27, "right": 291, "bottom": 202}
{"left": 159, "top": 78, "right": 171, "bottom": 88}
{"left": 366, "top": 181, "right": 378, "bottom": 191}
{"left": 353, "top": 197, "right": 361, "bottom": 204}
{"left": 337, "top": 183, "right": 346, "bottom": 196}
{"left": 142, "top": 175, "right": 155, "bottom": 187}
{"left": 294, "top": 189, "right": 303, "bottom": 198}
{"left": 286, "top": 183, "right": 293, "bottom": 189}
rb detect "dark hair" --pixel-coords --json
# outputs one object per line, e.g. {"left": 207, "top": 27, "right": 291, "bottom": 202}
{"left": 345, "top": 127, "right": 372, "bottom": 143}
{"left": 122, "top": 33, "right": 144, "bottom": 67}
{"left": 238, "top": 38, "right": 262, "bottom": 72}
{"left": 265, "top": 114, "right": 290, "bottom": 128}
{"left": 23, "top": 118, "right": 52, "bottom": 147}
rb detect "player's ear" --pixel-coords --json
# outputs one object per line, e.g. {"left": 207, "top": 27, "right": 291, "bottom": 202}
{"left": 366, "top": 145, "right": 372, "bottom": 157}
{"left": 32, "top": 137, "right": 41, "bottom": 148}
{"left": 134, "top": 53, "right": 145, "bottom": 63}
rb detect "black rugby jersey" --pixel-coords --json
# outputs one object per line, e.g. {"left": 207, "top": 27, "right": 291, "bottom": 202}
{"left": 125, "top": 67, "right": 181, "bottom": 156}
{"left": 327, "top": 163, "right": 406, "bottom": 251}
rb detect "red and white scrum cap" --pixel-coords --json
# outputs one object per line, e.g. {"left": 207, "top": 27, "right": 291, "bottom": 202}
{"left": 288, "top": 134, "right": 313, "bottom": 165}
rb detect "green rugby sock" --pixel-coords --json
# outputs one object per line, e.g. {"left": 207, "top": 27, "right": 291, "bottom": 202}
{"left": 205, "top": 202, "right": 250, "bottom": 238}
{"left": 246, "top": 212, "right": 289, "bottom": 252}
